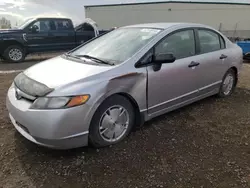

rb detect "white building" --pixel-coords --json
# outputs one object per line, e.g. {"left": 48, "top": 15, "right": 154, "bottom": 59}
{"left": 85, "top": 0, "right": 250, "bottom": 38}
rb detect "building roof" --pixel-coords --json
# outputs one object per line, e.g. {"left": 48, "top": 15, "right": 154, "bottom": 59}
{"left": 85, "top": 0, "right": 250, "bottom": 7}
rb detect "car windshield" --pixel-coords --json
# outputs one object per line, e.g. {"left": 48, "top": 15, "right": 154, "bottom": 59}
{"left": 17, "top": 18, "right": 34, "bottom": 29}
{"left": 70, "top": 27, "right": 162, "bottom": 64}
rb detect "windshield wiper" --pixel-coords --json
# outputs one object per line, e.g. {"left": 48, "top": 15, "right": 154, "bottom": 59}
{"left": 76, "top": 55, "right": 114, "bottom": 66}
{"left": 64, "top": 53, "right": 81, "bottom": 60}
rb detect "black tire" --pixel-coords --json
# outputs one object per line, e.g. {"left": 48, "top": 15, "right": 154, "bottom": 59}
{"left": 89, "top": 95, "right": 135, "bottom": 148}
{"left": 243, "top": 53, "right": 250, "bottom": 61}
{"left": 3, "top": 45, "right": 25, "bottom": 63}
{"left": 0, "top": 55, "right": 5, "bottom": 60}
{"left": 217, "top": 69, "right": 237, "bottom": 98}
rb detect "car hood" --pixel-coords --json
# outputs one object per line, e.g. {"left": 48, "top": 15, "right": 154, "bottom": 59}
{"left": 23, "top": 56, "right": 113, "bottom": 88}
{"left": 74, "top": 18, "right": 98, "bottom": 30}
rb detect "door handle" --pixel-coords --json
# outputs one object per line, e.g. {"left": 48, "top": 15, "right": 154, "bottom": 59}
{"left": 188, "top": 61, "right": 200, "bottom": 68}
{"left": 220, "top": 54, "right": 228, "bottom": 59}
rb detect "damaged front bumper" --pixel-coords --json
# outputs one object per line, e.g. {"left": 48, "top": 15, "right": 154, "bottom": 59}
{"left": 6, "top": 83, "right": 91, "bottom": 149}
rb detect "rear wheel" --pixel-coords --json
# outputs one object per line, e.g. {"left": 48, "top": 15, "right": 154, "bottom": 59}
{"left": 3, "top": 45, "right": 25, "bottom": 63}
{"left": 218, "top": 69, "right": 237, "bottom": 97}
{"left": 243, "top": 53, "right": 250, "bottom": 61}
{"left": 89, "top": 95, "right": 135, "bottom": 148}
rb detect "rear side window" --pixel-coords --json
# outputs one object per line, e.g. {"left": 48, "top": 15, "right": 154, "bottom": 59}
{"left": 54, "top": 20, "right": 73, "bottom": 31}
{"left": 198, "top": 29, "right": 221, "bottom": 53}
{"left": 155, "top": 29, "right": 196, "bottom": 59}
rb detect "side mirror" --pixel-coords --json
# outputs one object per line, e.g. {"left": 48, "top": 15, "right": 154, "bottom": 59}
{"left": 152, "top": 53, "right": 176, "bottom": 72}
{"left": 153, "top": 53, "right": 176, "bottom": 64}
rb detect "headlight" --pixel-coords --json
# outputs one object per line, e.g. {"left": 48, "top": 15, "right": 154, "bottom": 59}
{"left": 30, "top": 95, "right": 90, "bottom": 109}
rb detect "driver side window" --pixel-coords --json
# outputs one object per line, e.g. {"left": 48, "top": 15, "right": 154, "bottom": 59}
{"left": 30, "top": 20, "right": 54, "bottom": 33}
{"left": 155, "top": 29, "right": 196, "bottom": 60}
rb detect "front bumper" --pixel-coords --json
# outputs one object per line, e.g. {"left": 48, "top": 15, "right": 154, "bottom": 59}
{"left": 6, "top": 85, "right": 91, "bottom": 149}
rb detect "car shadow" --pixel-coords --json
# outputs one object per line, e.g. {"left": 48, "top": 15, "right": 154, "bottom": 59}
{"left": 14, "top": 94, "right": 218, "bottom": 155}
{"left": 136, "top": 94, "right": 218, "bottom": 130}
{"left": 14, "top": 87, "right": 249, "bottom": 155}
{"left": 13, "top": 86, "right": 250, "bottom": 187}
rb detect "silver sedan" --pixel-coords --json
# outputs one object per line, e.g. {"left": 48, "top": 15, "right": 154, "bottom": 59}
{"left": 6, "top": 23, "right": 243, "bottom": 149}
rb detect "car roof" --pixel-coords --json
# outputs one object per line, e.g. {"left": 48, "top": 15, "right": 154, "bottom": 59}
{"left": 123, "top": 22, "right": 209, "bottom": 30}
{"left": 35, "top": 17, "right": 71, "bottom": 20}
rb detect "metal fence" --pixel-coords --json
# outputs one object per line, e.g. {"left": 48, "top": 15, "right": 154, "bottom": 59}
{"left": 221, "top": 30, "right": 250, "bottom": 42}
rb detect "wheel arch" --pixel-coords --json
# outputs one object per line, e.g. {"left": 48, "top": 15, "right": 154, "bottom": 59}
{"left": 89, "top": 91, "right": 145, "bottom": 130}
{"left": 3, "top": 40, "right": 26, "bottom": 54}
{"left": 2, "top": 41, "right": 27, "bottom": 62}
{"left": 116, "top": 92, "right": 145, "bottom": 128}
{"left": 229, "top": 66, "right": 238, "bottom": 86}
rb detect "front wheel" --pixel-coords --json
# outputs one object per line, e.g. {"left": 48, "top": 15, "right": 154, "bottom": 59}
{"left": 3, "top": 45, "right": 25, "bottom": 63}
{"left": 218, "top": 69, "right": 237, "bottom": 97}
{"left": 89, "top": 95, "right": 135, "bottom": 148}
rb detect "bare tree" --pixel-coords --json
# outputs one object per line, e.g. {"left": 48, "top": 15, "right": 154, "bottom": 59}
{"left": 0, "top": 17, "right": 11, "bottom": 29}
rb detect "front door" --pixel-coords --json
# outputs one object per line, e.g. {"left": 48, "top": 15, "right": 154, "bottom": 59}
{"left": 26, "top": 19, "right": 54, "bottom": 53}
{"left": 147, "top": 29, "right": 200, "bottom": 115}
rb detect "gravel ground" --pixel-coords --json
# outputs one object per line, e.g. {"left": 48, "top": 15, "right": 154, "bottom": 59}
{"left": 0, "top": 64, "right": 250, "bottom": 188}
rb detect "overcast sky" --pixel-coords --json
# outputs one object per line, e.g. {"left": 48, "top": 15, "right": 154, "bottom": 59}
{"left": 0, "top": 0, "right": 156, "bottom": 25}
{"left": 0, "top": 0, "right": 249, "bottom": 26}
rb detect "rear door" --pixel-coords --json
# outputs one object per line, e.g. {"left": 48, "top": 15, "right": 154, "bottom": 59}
{"left": 194, "top": 28, "right": 230, "bottom": 95}
{"left": 49, "top": 19, "right": 76, "bottom": 51}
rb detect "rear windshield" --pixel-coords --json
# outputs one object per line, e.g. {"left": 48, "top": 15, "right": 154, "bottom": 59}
{"left": 70, "top": 27, "right": 162, "bottom": 64}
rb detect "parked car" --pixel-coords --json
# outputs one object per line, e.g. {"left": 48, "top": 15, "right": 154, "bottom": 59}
{"left": 0, "top": 17, "right": 109, "bottom": 63}
{"left": 6, "top": 22, "right": 243, "bottom": 149}
{"left": 236, "top": 40, "right": 250, "bottom": 60}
